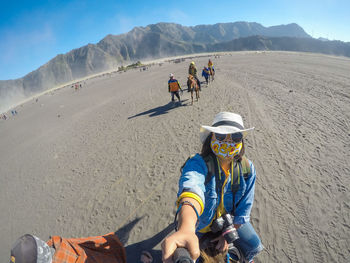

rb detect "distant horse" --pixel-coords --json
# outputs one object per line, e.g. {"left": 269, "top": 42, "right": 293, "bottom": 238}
{"left": 188, "top": 75, "right": 200, "bottom": 105}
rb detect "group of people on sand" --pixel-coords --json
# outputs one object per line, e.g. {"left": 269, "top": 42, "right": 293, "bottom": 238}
{"left": 72, "top": 83, "right": 82, "bottom": 91}
{"left": 10, "top": 112, "right": 262, "bottom": 263}
{"left": 202, "top": 59, "right": 215, "bottom": 84}
{"left": 1, "top": 110, "right": 18, "bottom": 121}
{"left": 10, "top": 57, "right": 262, "bottom": 263}
{"left": 168, "top": 59, "right": 215, "bottom": 104}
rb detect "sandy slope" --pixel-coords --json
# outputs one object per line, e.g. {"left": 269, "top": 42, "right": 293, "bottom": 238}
{"left": 0, "top": 51, "right": 349, "bottom": 262}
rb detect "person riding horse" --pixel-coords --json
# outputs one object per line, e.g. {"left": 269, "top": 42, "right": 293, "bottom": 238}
{"left": 208, "top": 59, "right": 215, "bottom": 81}
{"left": 188, "top": 62, "right": 201, "bottom": 91}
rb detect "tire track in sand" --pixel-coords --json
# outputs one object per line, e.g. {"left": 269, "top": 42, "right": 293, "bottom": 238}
{"left": 240, "top": 77, "right": 324, "bottom": 263}
{"left": 244, "top": 90, "right": 300, "bottom": 263}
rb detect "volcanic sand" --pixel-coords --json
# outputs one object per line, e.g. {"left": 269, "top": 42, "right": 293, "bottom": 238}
{"left": 0, "top": 51, "right": 349, "bottom": 262}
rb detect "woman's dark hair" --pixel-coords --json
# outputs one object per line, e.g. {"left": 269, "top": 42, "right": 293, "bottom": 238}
{"left": 200, "top": 133, "right": 245, "bottom": 161}
{"left": 200, "top": 133, "right": 213, "bottom": 157}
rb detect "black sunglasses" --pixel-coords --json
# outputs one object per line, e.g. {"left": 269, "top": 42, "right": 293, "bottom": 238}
{"left": 214, "top": 132, "right": 243, "bottom": 142}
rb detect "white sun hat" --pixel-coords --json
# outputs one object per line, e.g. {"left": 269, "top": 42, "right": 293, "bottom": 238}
{"left": 169, "top": 73, "right": 174, "bottom": 78}
{"left": 199, "top": 112, "right": 254, "bottom": 143}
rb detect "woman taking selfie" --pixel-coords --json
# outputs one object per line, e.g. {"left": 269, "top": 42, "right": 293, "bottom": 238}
{"left": 162, "top": 112, "right": 263, "bottom": 263}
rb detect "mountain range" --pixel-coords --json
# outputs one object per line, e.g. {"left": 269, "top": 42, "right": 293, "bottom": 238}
{"left": 1, "top": 21, "right": 349, "bottom": 111}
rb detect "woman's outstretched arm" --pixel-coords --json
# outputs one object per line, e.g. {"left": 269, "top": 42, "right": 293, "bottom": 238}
{"left": 161, "top": 197, "right": 201, "bottom": 263}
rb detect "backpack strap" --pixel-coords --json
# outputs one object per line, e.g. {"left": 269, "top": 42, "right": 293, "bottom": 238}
{"left": 203, "top": 153, "right": 220, "bottom": 195}
{"left": 231, "top": 156, "right": 251, "bottom": 196}
{"left": 231, "top": 161, "right": 240, "bottom": 215}
{"left": 232, "top": 156, "right": 251, "bottom": 214}
{"left": 231, "top": 161, "right": 240, "bottom": 192}
{"left": 240, "top": 156, "right": 251, "bottom": 180}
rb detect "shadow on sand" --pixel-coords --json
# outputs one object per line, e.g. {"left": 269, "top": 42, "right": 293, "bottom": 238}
{"left": 115, "top": 217, "right": 175, "bottom": 262}
{"left": 128, "top": 99, "right": 189, "bottom": 119}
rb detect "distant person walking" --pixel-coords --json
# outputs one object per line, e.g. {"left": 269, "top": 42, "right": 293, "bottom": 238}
{"left": 188, "top": 62, "right": 201, "bottom": 90}
{"left": 168, "top": 73, "right": 182, "bottom": 103}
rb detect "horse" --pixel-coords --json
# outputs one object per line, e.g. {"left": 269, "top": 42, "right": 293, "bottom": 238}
{"left": 188, "top": 75, "right": 200, "bottom": 105}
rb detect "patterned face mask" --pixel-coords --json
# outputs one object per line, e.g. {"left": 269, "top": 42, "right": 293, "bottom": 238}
{"left": 210, "top": 138, "right": 242, "bottom": 158}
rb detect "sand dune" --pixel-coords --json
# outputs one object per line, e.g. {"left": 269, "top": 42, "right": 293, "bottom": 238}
{"left": 1, "top": 51, "right": 349, "bottom": 262}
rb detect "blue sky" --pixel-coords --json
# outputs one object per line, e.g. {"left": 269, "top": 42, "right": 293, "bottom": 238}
{"left": 0, "top": 0, "right": 349, "bottom": 80}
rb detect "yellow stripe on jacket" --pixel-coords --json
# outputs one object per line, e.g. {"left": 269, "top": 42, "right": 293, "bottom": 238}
{"left": 177, "top": 192, "right": 204, "bottom": 215}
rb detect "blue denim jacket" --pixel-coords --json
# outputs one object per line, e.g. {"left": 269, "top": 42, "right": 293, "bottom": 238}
{"left": 178, "top": 154, "right": 256, "bottom": 231}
